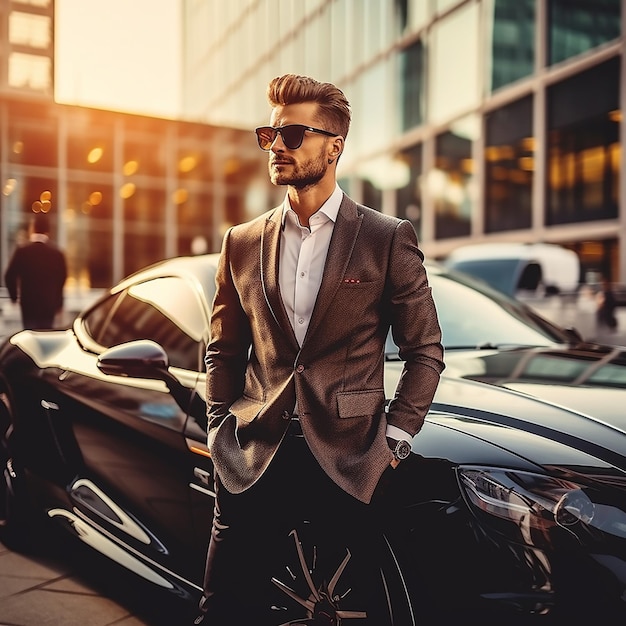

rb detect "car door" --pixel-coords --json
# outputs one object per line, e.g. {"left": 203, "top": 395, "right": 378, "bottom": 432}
{"left": 47, "top": 275, "right": 207, "bottom": 583}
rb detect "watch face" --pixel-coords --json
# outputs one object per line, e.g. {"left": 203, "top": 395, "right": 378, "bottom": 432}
{"left": 395, "top": 440, "right": 411, "bottom": 460}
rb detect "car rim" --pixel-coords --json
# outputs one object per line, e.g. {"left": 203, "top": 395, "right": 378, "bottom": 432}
{"left": 268, "top": 521, "right": 415, "bottom": 625}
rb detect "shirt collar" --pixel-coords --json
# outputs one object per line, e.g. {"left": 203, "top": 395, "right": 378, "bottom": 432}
{"left": 281, "top": 184, "right": 343, "bottom": 227}
{"left": 30, "top": 233, "right": 49, "bottom": 243}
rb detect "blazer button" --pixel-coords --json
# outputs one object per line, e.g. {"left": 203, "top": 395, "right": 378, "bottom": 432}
{"left": 296, "top": 364, "right": 305, "bottom": 373}
{"left": 282, "top": 410, "right": 291, "bottom": 420}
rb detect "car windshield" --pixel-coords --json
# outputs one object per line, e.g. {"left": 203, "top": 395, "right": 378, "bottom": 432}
{"left": 386, "top": 266, "right": 569, "bottom": 356}
{"left": 445, "top": 258, "right": 522, "bottom": 295}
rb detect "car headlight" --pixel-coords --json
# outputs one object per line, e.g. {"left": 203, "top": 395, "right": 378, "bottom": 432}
{"left": 458, "top": 466, "right": 626, "bottom": 547}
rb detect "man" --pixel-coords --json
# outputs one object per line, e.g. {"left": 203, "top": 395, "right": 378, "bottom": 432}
{"left": 4, "top": 212, "right": 67, "bottom": 330}
{"left": 196, "top": 74, "right": 444, "bottom": 625}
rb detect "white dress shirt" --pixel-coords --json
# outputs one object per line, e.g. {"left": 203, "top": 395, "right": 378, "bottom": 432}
{"left": 278, "top": 185, "right": 411, "bottom": 444}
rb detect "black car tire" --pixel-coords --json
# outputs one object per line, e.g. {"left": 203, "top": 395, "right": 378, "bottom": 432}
{"left": 267, "top": 518, "right": 416, "bottom": 625}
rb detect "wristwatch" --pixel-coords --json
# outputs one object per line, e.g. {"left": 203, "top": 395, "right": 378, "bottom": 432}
{"left": 390, "top": 438, "right": 412, "bottom": 461}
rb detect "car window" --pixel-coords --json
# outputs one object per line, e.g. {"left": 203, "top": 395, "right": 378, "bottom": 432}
{"left": 430, "top": 272, "right": 566, "bottom": 349}
{"left": 98, "top": 276, "right": 207, "bottom": 371}
{"left": 82, "top": 293, "right": 121, "bottom": 341}
{"left": 446, "top": 259, "right": 522, "bottom": 295}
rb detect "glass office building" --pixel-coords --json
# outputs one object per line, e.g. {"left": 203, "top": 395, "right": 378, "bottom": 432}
{"left": 182, "top": 0, "right": 626, "bottom": 284}
{"left": 0, "top": 0, "right": 269, "bottom": 293}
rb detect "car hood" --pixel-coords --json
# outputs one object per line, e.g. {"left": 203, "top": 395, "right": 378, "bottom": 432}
{"left": 385, "top": 347, "right": 626, "bottom": 474}
{"left": 441, "top": 343, "right": 626, "bottom": 429}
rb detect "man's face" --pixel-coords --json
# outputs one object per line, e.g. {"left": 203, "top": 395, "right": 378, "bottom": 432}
{"left": 267, "top": 102, "right": 332, "bottom": 189}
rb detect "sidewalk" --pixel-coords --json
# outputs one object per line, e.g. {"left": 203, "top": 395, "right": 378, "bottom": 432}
{"left": 0, "top": 534, "right": 192, "bottom": 626}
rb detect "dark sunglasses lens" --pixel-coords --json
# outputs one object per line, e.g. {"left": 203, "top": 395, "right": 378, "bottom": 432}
{"left": 256, "top": 127, "right": 276, "bottom": 150}
{"left": 281, "top": 125, "right": 306, "bottom": 149}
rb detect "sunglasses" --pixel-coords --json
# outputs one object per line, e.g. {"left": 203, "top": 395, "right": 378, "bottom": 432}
{"left": 255, "top": 124, "right": 337, "bottom": 151}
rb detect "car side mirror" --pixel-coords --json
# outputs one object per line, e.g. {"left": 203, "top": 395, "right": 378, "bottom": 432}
{"left": 97, "top": 340, "right": 170, "bottom": 379}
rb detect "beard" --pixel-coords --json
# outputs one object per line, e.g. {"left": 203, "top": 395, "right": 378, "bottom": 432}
{"left": 269, "top": 149, "right": 327, "bottom": 189}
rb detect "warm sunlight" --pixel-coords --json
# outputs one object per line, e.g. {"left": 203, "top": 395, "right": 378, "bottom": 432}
{"left": 55, "top": 0, "right": 181, "bottom": 118}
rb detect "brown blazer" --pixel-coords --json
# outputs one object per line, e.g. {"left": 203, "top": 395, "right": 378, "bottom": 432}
{"left": 206, "top": 194, "right": 444, "bottom": 503}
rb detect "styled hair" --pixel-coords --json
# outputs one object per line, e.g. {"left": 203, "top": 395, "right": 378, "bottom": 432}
{"left": 267, "top": 74, "right": 351, "bottom": 140}
{"left": 31, "top": 212, "right": 50, "bottom": 234}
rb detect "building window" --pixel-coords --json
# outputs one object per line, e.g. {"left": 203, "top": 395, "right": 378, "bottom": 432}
{"left": 548, "top": 0, "right": 621, "bottom": 66}
{"left": 547, "top": 58, "right": 620, "bottom": 226}
{"left": 433, "top": 116, "right": 478, "bottom": 239}
{"left": 67, "top": 116, "right": 115, "bottom": 173}
{"left": 399, "top": 39, "right": 425, "bottom": 131}
{"left": 8, "top": 52, "right": 51, "bottom": 92}
{"left": 177, "top": 190, "right": 214, "bottom": 256}
{"left": 123, "top": 187, "right": 167, "bottom": 276}
{"left": 484, "top": 96, "right": 534, "bottom": 232}
{"left": 9, "top": 11, "right": 51, "bottom": 48}
{"left": 7, "top": 100, "right": 57, "bottom": 166}
{"left": 487, "top": 0, "right": 535, "bottom": 93}
{"left": 396, "top": 143, "right": 423, "bottom": 237}
{"left": 66, "top": 181, "right": 114, "bottom": 289}
{"left": 428, "top": 2, "right": 480, "bottom": 125}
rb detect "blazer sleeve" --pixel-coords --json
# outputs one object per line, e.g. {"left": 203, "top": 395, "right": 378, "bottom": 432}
{"left": 385, "top": 219, "right": 445, "bottom": 437}
{"left": 204, "top": 229, "right": 253, "bottom": 434}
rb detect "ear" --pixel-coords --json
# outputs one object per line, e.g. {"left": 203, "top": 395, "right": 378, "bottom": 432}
{"left": 328, "top": 135, "right": 344, "bottom": 163}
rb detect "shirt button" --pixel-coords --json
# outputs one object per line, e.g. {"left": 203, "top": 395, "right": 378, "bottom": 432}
{"left": 300, "top": 271, "right": 305, "bottom": 277}
{"left": 298, "top": 317, "right": 304, "bottom": 325}
{"left": 296, "top": 364, "right": 305, "bottom": 373}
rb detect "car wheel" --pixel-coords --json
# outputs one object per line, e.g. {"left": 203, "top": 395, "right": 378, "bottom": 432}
{"left": 268, "top": 518, "right": 416, "bottom": 625}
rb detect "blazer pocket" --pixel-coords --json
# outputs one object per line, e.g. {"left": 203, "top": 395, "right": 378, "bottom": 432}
{"left": 230, "top": 396, "right": 265, "bottom": 424}
{"left": 336, "top": 389, "right": 385, "bottom": 419}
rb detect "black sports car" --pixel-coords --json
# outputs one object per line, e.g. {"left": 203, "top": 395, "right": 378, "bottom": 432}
{"left": 1, "top": 254, "right": 625, "bottom": 624}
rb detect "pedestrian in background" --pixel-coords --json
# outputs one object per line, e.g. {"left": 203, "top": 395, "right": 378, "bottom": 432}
{"left": 596, "top": 276, "right": 618, "bottom": 333}
{"left": 4, "top": 212, "right": 67, "bottom": 330}
{"left": 195, "top": 74, "right": 444, "bottom": 624}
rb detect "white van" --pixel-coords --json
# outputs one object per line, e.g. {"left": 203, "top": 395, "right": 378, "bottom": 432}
{"left": 443, "top": 243, "right": 581, "bottom": 297}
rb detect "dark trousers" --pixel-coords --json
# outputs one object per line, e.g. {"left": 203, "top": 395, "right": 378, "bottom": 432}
{"left": 22, "top": 313, "right": 55, "bottom": 330}
{"left": 197, "top": 432, "right": 402, "bottom": 625}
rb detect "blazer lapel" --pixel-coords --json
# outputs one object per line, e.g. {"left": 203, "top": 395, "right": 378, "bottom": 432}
{"left": 261, "top": 208, "right": 299, "bottom": 345}
{"left": 305, "top": 195, "right": 363, "bottom": 343}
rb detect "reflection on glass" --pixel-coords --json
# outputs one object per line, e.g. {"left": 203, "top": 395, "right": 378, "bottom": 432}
{"left": 433, "top": 116, "right": 478, "bottom": 239}
{"left": 8, "top": 102, "right": 57, "bottom": 166}
{"left": 351, "top": 60, "right": 393, "bottom": 156}
{"left": 435, "top": 0, "right": 462, "bottom": 14}
{"left": 123, "top": 187, "right": 166, "bottom": 276}
{"left": 66, "top": 181, "right": 114, "bottom": 288}
{"left": 485, "top": 96, "right": 533, "bottom": 232}
{"left": 396, "top": 144, "right": 423, "bottom": 237}
{"left": 362, "top": 179, "right": 382, "bottom": 214}
{"left": 124, "top": 133, "right": 166, "bottom": 179}
{"left": 177, "top": 191, "right": 213, "bottom": 257}
{"left": 9, "top": 11, "right": 50, "bottom": 47}
{"left": 399, "top": 39, "right": 425, "bottom": 131}
{"left": 487, "top": 0, "right": 535, "bottom": 92}
{"left": 547, "top": 58, "right": 619, "bottom": 226}
{"left": 8, "top": 52, "right": 50, "bottom": 91}
{"left": 99, "top": 278, "right": 205, "bottom": 370}
{"left": 549, "top": 0, "right": 621, "bottom": 66}
{"left": 394, "top": 0, "right": 431, "bottom": 35}
{"left": 67, "top": 117, "right": 115, "bottom": 172}
{"left": 430, "top": 274, "right": 557, "bottom": 348}
{"left": 429, "top": 2, "right": 480, "bottom": 124}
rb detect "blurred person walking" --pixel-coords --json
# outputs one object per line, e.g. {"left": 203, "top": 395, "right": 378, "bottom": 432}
{"left": 596, "top": 276, "right": 618, "bottom": 333}
{"left": 194, "top": 74, "right": 444, "bottom": 625}
{"left": 4, "top": 212, "right": 67, "bottom": 330}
